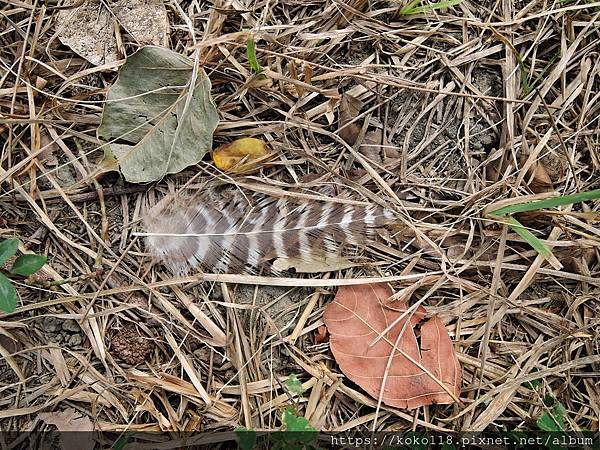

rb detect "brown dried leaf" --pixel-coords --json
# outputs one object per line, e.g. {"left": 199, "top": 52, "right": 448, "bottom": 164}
{"left": 359, "top": 130, "right": 387, "bottom": 164}
{"left": 528, "top": 160, "right": 554, "bottom": 193}
{"left": 324, "top": 283, "right": 461, "bottom": 409}
{"left": 38, "top": 408, "right": 95, "bottom": 450}
{"left": 56, "top": 1, "right": 118, "bottom": 66}
{"left": 338, "top": 94, "right": 363, "bottom": 145}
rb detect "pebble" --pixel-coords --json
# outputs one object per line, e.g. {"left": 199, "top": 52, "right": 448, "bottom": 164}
{"left": 43, "top": 316, "right": 61, "bottom": 333}
{"left": 62, "top": 320, "right": 80, "bottom": 333}
{"left": 67, "top": 334, "right": 82, "bottom": 346}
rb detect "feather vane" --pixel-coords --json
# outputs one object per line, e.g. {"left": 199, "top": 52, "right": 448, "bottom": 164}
{"left": 142, "top": 188, "right": 394, "bottom": 274}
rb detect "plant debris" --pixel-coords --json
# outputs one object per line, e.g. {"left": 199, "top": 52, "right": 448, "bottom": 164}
{"left": 110, "top": 323, "right": 154, "bottom": 366}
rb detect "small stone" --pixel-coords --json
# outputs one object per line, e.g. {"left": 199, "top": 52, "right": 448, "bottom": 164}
{"left": 48, "top": 333, "right": 64, "bottom": 344}
{"left": 43, "top": 317, "right": 61, "bottom": 333}
{"left": 67, "top": 334, "right": 83, "bottom": 347}
{"left": 62, "top": 320, "right": 80, "bottom": 333}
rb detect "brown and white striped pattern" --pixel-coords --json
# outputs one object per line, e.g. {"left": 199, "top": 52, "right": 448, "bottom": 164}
{"left": 142, "top": 187, "right": 394, "bottom": 275}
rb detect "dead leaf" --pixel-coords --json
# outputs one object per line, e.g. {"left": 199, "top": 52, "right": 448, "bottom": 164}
{"left": 523, "top": 155, "right": 554, "bottom": 193}
{"left": 338, "top": 94, "right": 363, "bottom": 145}
{"left": 323, "top": 283, "right": 461, "bottom": 409}
{"left": 39, "top": 129, "right": 59, "bottom": 166}
{"left": 38, "top": 408, "right": 95, "bottom": 450}
{"left": 111, "top": 0, "right": 169, "bottom": 47}
{"left": 359, "top": 130, "right": 386, "bottom": 164}
{"left": 212, "top": 138, "right": 271, "bottom": 173}
{"left": 56, "top": 1, "right": 118, "bottom": 66}
{"left": 56, "top": 0, "right": 168, "bottom": 66}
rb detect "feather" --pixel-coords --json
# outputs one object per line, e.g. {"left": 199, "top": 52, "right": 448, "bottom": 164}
{"left": 141, "top": 186, "right": 394, "bottom": 275}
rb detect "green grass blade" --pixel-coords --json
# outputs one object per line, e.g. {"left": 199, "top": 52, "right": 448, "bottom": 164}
{"left": 506, "top": 217, "right": 552, "bottom": 258}
{"left": 246, "top": 36, "right": 262, "bottom": 74}
{"left": 400, "top": 0, "right": 462, "bottom": 15}
{"left": 399, "top": 0, "right": 422, "bottom": 14}
{"left": 491, "top": 189, "right": 600, "bottom": 217}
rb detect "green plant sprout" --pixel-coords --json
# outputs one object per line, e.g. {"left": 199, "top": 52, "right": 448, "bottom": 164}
{"left": 537, "top": 396, "right": 567, "bottom": 432}
{"left": 487, "top": 189, "right": 600, "bottom": 263}
{"left": 285, "top": 373, "right": 304, "bottom": 396}
{"left": 0, "top": 239, "right": 47, "bottom": 313}
{"left": 235, "top": 374, "right": 318, "bottom": 450}
{"left": 246, "top": 35, "right": 262, "bottom": 75}
{"left": 399, "top": 0, "right": 462, "bottom": 15}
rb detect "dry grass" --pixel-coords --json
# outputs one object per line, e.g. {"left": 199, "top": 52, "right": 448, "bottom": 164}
{"left": 1, "top": 0, "right": 599, "bottom": 441}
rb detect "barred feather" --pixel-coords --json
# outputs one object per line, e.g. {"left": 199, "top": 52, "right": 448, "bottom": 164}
{"left": 142, "top": 187, "right": 394, "bottom": 275}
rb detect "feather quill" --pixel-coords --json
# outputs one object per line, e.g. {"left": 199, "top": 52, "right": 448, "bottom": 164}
{"left": 141, "top": 187, "right": 394, "bottom": 275}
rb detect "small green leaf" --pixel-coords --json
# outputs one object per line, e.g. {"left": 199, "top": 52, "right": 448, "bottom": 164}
{"left": 235, "top": 427, "right": 257, "bottom": 450}
{"left": 10, "top": 254, "right": 47, "bottom": 276}
{"left": 285, "top": 374, "right": 304, "bottom": 396}
{"left": 441, "top": 445, "right": 457, "bottom": 450}
{"left": 522, "top": 368, "right": 541, "bottom": 390}
{"left": 278, "top": 407, "right": 317, "bottom": 449}
{"left": 537, "top": 399, "right": 567, "bottom": 431}
{"left": 505, "top": 217, "right": 552, "bottom": 258}
{"left": 405, "top": 432, "right": 428, "bottom": 450}
{"left": 246, "top": 36, "right": 262, "bottom": 74}
{"left": 523, "top": 379, "right": 541, "bottom": 390}
{"left": 282, "top": 408, "right": 316, "bottom": 433}
{"left": 0, "top": 239, "right": 20, "bottom": 266}
{"left": 0, "top": 272, "right": 17, "bottom": 313}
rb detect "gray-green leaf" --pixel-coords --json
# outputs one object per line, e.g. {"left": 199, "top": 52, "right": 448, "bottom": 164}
{"left": 10, "top": 254, "right": 47, "bottom": 276}
{"left": 98, "top": 46, "right": 219, "bottom": 183}
{"left": 0, "top": 273, "right": 17, "bottom": 313}
{"left": 0, "top": 239, "right": 20, "bottom": 266}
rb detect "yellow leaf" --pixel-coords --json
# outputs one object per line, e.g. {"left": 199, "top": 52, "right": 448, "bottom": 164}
{"left": 212, "top": 137, "right": 270, "bottom": 173}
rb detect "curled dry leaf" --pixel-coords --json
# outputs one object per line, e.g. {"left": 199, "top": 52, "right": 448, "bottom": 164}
{"left": 38, "top": 408, "right": 95, "bottom": 450}
{"left": 522, "top": 155, "right": 554, "bottom": 193}
{"left": 212, "top": 137, "right": 270, "bottom": 173}
{"left": 324, "top": 283, "right": 461, "bottom": 409}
